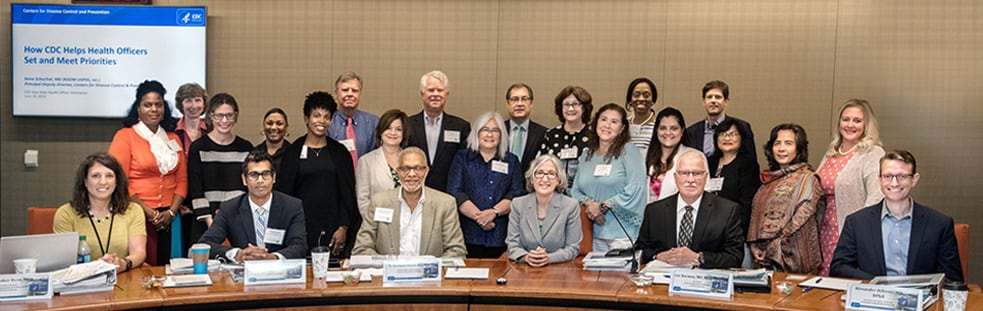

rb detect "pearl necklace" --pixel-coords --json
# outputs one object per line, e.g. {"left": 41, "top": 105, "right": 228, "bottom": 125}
{"left": 837, "top": 144, "right": 859, "bottom": 156}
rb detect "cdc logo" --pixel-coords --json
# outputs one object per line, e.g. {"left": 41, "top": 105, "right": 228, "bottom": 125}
{"left": 176, "top": 9, "right": 206, "bottom": 26}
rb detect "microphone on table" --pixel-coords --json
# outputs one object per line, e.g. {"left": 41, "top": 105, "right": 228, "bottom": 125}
{"left": 604, "top": 203, "right": 639, "bottom": 274}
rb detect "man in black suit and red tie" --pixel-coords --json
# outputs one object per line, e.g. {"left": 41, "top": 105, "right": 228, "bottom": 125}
{"left": 635, "top": 150, "right": 744, "bottom": 269}
{"left": 407, "top": 70, "right": 471, "bottom": 192}
{"left": 503, "top": 83, "right": 547, "bottom": 175}
{"left": 198, "top": 151, "right": 308, "bottom": 263}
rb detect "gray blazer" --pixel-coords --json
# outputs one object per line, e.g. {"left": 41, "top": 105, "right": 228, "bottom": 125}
{"left": 506, "top": 192, "right": 582, "bottom": 263}
{"left": 352, "top": 187, "right": 467, "bottom": 258}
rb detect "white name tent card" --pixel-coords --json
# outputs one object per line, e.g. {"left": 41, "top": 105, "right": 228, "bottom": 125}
{"left": 382, "top": 257, "right": 441, "bottom": 286}
{"left": 846, "top": 283, "right": 925, "bottom": 311}
{"left": 244, "top": 259, "right": 306, "bottom": 286}
{"left": 0, "top": 273, "right": 52, "bottom": 301}
{"left": 668, "top": 270, "right": 734, "bottom": 300}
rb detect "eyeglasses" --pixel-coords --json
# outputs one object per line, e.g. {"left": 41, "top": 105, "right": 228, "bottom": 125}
{"left": 245, "top": 170, "right": 274, "bottom": 181}
{"left": 397, "top": 165, "right": 427, "bottom": 173}
{"left": 676, "top": 170, "right": 707, "bottom": 178}
{"left": 720, "top": 131, "right": 740, "bottom": 138}
{"left": 508, "top": 96, "right": 532, "bottom": 104}
{"left": 562, "top": 102, "right": 582, "bottom": 109}
{"left": 479, "top": 127, "right": 501, "bottom": 135}
{"left": 211, "top": 112, "right": 237, "bottom": 121}
{"left": 534, "top": 170, "right": 558, "bottom": 180}
{"left": 879, "top": 174, "right": 913, "bottom": 182}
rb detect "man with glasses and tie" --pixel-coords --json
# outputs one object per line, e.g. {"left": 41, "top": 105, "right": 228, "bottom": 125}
{"left": 198, "top": 150, "right": 308, "bottom": 263}
{"left": 353, "top": 147, "right": 467, "bottom": 257}
{"left": 635, "top": 150, "right": 744, "bottom": 268}
{"left": 504, "top": 83, "right": 547, "bottom": 174}
{"left": 830, "top": 150, "right": 963, "bottom": 281}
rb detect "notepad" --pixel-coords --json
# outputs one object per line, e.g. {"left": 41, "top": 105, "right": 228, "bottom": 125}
{"left": 162, "top": 274, "right": 213, "bottom": 288}
{"left": 797, "top": 276, "right": 861, "bottom": 291}
{"left": 444, "top": 268, "right": 489, "bottom": 279}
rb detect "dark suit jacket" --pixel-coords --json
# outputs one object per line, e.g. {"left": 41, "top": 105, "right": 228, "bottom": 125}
{"left": 505, "top": 119, "right": 547, "bottom": 175}
{"left": 684, "top": 115, "right": 757, "bottom": 161}
{"left": 198, "top": 191, "right": 308, "bottom": 260}
{"left": 707, "top": 153, "right": 761, "bottom": 235}
{"left": 407, "top": 111, "right": 471, "bottom": 192}
{"left": 635, "top": 193, "right": 745, "bottom": 269}
{"left": 829, "top": 201, "right": 963, "bottom": 282}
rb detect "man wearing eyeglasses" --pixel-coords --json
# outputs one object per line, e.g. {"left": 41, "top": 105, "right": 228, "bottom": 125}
{"left": 635, "top": 150, "right": 744, "bottom": 269}
{"left": 684, "top": 80, "right": 757, "bottom": 160}
{"left": 504, "top": 83, "right": 547, "bottom": 174}
{"left": 353, "top": 147, "right": 467, "bottom": 257}
{"left": 830, "top": 150, "right": 963, "bottom": 281}
{"left": 198, "top": 150, "right": 308, "bottom": 263}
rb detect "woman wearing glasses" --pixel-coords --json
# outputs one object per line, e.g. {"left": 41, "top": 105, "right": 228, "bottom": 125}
{"left": 506, "top": 154, "right": 582, "bottom": 266}
{"left": 186, "top": 93, "right": 254, "bottom": 244}
{"left": 448, "top": 112, "right": 524, "bottom": 258}
{"left": 707, "top": 118, "right": 761, "bottom": 242}
{"left": 746, "top": 124, "right": 822, "bottom": 274}
{"left": 537, "top": 86, "right": 593, "bottom": 190}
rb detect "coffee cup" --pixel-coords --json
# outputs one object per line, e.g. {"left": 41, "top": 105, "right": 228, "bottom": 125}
{"left": 311, "top": 246, "right": 330, "bottom": 279}
{"left": 943, "top": 280, "right": 969, "bottom": 311}
{"left": 13, "top": 258, "right": 37, "bottom": 274}
{"left": 190, "top": 243, "right": 211, "bottom": 274}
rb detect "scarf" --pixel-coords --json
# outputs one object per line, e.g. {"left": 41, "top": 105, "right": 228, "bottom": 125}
{"left": 134, "top": 121, "right": 179, "bottom": 175}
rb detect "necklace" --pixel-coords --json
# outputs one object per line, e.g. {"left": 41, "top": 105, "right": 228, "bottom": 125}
{"left": 837, "top": 144, "right": 858, "bottom": 156}
{"left": 309, "top": 147, "right": 322, "bottom": 157}
{"left": 87, "top": 210, "right": 115, "bottom": 256}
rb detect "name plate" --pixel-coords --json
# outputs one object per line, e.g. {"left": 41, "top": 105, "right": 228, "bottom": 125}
{"left": 669, "top": 270, "right": 733, "bottom": 300}
{"left": 846, "top": 283, "right": 925, "bottom": 311}
{"left": 383, "top": 257, "right": 441, "bottom": 286}
{"left": 244, "top": 259, "right": 306, "bottom": 286}
{"left": 0, "top": 273, "right": 53, "bottom": 301}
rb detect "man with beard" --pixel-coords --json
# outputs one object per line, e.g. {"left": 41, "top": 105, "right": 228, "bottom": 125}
{"left": 684, "top": 80, "right": 756, "bottom": 161}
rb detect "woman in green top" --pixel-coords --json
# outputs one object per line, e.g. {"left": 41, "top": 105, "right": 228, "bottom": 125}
{"left": 54, "top": 152, "right": 147, "bottom": 273}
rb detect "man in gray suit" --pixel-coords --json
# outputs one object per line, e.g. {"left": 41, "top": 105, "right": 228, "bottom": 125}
{"left": 353, "top": 147, "right": 467, "bottom": 257}
{"left": 199, "top": 151, "right": 308, "bottom": 263}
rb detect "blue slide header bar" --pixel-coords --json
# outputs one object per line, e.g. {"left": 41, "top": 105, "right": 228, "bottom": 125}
{"left": 12, "top": 4, "right": 206, "bottom": 27}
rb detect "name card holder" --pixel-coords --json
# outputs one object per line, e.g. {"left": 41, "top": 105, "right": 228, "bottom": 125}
{"left": 0, "top": 273, "right": 53, "bottom": 301}
{"left": 846, "top": 283, "right": 925, "bottom": 311}
{"left": 668, "top": 270, "right": 734, "bottom": 300}
{"left": 383, "top": 257, "right": 441, "bottom": 287}
{"left": 244, "top": 259, "right": 306, "bottom": 286}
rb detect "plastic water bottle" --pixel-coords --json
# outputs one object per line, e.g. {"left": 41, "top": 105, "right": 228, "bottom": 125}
{"left": 77, "top": 235, "right": 91, "bottom": 263}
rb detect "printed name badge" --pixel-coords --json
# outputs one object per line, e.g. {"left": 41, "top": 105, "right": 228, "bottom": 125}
{"left": 559, "top": 147, "right": 578, "bottom": 159}
{"left": 845, "top": 283, "right": 924, "bottom": 311}
{"left": 374, "top": 208, "right": 394, "bottom": 223}
{"left": 593, "top": 164, "right": 612, "bottom": 177}
{"left": 706, "top": 177, "right": 724, "bottom": 192}
{"left": 264, "top": 228, "right": 286, "bottom": 245}
{"left": 339, "top": 139, "right": 356, "bottom": 152}
{"left": 491, "top": 160, "right": 509, "bottom": 174}
{"left": 167, "top": 140, "right": 183, "bottom": 152}
{"left": 444, "top": 130, "right": 460, "bottom": 143}
{"left": 669, "top": 270, "right": 734, "bottom": 300}
{"left": 300, "top": 145, "right": 309, "bottom": 159}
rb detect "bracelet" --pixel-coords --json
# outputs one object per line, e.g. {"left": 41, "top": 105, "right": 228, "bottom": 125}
{"left": 124, "top": 258, "right": 133, "bottom": 272}
{"left": 167, "top": 210, "right": 175, "bottom": 217}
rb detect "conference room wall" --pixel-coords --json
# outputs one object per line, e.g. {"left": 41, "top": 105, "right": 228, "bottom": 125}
{"left": 1, "top": 0, "right": 979, "bottom": 281}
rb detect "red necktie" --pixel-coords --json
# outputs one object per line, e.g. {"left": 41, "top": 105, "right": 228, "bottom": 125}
{"left": 346, "top": 116, "right": 358, "bottom": 168}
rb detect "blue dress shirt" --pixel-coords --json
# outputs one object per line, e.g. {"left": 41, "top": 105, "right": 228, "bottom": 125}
{"left": 447, "top": 149, "right": 524, "bottom": 247}
{"left": 329, "top": 109, "right": 379, "bottom": 158}
{"left": 881, "top": 202, "right": 912, "bottom": 276}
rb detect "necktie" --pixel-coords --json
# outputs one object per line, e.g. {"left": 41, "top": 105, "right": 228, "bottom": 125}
{"left": 255, "top": 206, "right": 268, "bottom": 248}
{"left": 512, "top": 125, "right": 524, "bottom": 159}
{"left": 346, "top": 116, "right": 358, "bottom": 168}
{"left": 678, "top": 205, "right": 694, "bottom": 248}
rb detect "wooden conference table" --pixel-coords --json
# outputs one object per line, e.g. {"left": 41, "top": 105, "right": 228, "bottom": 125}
{"left": 4, "top": 259, "right": 981, "bottom": 310}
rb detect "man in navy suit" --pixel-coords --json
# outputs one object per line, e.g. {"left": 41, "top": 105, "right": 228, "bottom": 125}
{"left": 635, "top": 150, "right": 744, "bottom": 269}
{"left": 831, "top": 150, "right": 963, "bottom": 282}
{"left": 503, "top": 83, "right": 547, "bottom": 175}
{"left": 407, "top": 70, "right": 471, "bottom": 192}
{"left": 199, "top": 151, "right": 307, "bottom": 263}
{"left": 684, "top": 80, "right": 756, "bottom": 161}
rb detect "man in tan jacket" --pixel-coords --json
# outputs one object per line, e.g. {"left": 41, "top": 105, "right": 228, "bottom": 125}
{"left": 353, "top": 147, "right": 466, "bottom": 257}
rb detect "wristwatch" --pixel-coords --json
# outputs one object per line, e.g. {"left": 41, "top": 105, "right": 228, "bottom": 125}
{"left": 697, "top": 252, "right": 705, "bottom": 267}
{"left": 491, "top": 209, "right": 500, "bottom": 216}
{"left": 124, "top": 258, "right": 133, "bottom": 271}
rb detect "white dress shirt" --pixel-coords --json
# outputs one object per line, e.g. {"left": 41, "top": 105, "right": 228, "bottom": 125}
{"left": 398, "top": 189, "right": 426, "bottom": 256}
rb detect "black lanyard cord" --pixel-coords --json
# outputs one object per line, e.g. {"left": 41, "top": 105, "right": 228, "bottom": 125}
{"left": 87, "top": 212, "right": 115, "bottom": 256}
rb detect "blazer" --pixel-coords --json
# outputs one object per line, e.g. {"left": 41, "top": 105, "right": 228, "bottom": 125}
{"left": 708, "top": 152, "right": 762, "bottom": 234}
{"left": 684, "top": 115, "right": 757, "bottom": 162}
{"left": 352, "top": 187, "right": 467, "bottom": 258}
{"left": 506, "top": 193, "right": 582, "bottom": 263}
{"left": 829, "top": 201, "right": 963, "bottom": 282}
{"left": 407, "top": 111, "right": 471, "bottom": 192}
{"left": 505, "top": 119, "right": 548, "bottom": 174}
{"left": 356, "top": 148, "right": 399, "bottom": 215}
{"left": 198, "top": 191, "right": 308, "bottom": 260}
{"left": 817, "top": 145, "right": 885, "bottom": 233}
{"left": 635, "top": 193, "right": 745, "bottom": 269}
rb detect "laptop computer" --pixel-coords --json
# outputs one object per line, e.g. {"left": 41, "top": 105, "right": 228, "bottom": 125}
{"left": 0, "top": 232, "right": 79, "bottom": 273}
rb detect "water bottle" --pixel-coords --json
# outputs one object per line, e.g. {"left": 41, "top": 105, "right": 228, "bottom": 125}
{"left": 77, "top": 235, "right": 91, "bottom": 263}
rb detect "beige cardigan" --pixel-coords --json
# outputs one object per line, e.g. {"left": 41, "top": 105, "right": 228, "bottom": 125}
{"left": 817, "top": 145, "right": 885, "bottom": 233}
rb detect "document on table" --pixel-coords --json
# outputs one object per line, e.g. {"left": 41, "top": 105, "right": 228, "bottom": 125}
{"left": 797, "top": 276, "right": 861, "bottom": 291}
{"left": 444, "top": 268, "right": 489, "bottom": 279}
{"left": 162, "top": 274, "right": 213, "bottom": 288}
{"left": 323, "top": 271, "right": 373, "bottom": 283}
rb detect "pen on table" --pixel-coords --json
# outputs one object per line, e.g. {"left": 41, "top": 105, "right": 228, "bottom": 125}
{"left": 802, "top": 277, "right": 822, "bottom": 292}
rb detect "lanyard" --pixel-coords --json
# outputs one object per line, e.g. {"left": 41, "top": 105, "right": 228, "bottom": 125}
{"left": 87, "top": 212, "right": 115, "bottom": 256}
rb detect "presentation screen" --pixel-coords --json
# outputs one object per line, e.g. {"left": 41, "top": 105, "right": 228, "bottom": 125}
{"left": 11, "top": 4, "right": 206, "bottom": 118}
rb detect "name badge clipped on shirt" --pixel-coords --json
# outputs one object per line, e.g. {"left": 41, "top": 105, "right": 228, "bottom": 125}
{"left": 706, "top": 177, "right": 724, "bottom": 192}
{"left": 167, "top": 140, "right": 183, "bottom": 152}
{"left": 339, "top": 139, "right": 356, "bottom": 152}
{"left": 300, "top": 145, "right": 309, "bottom": 159}
{"left": 491, "top": 160, "right": 509, "bottom": 174}
{"left": 593, "top": 164, "right": 612, "bottom": 177}
{"left": 373, "top": 207, "right": 394, "bottom": 223}
{"left": 444, "top": 130, "right": 461, "bottom": 143}
{"left": 558, "top": 147, "right": 578, "bottom": 159}
{"left": 264, "top": 228, "right": 286, "bottom": 245}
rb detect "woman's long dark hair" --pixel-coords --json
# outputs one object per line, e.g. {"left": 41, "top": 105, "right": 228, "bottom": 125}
{"left": 645, "top": 107, "right": 689, "bottom": 176}
{"left": 585, "top": 103, "right": 631, "bottom": 163}
{"left": 71, "top": 152, "right": 131, "bottom": 216}
{"left": 763, "top": 123, "right": 810, "bottom": 171}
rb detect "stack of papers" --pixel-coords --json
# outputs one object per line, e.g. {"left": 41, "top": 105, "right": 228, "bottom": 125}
{"left": 162, "top": 274, "right": 213, "bottom": 288}
{"left": 798, "top": 276, "right": 863, "bottom": 291}
{"left": 582, "top": 252, "right": 632, "bottom": 272}
{"left": 166, "top": 258, "right": 222, "bottom": 274}
{"left": 444, "top": 268, "right": 489, "bottom": 279}
{"left": 323, "top": 271, "right": 373, "bottom": 283}
{"left": 725, "top": 268, "right": 772, "bottom": 287}
{"left": 50, "top": 261, "right": 118, "bottom": 295}
{"left": 641, "top": 260, "right": 692, "bottom": 284}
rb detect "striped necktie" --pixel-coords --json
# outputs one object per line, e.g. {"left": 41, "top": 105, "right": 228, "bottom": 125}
{"left": 678, "top": 205, "right": 694, "bottom": 248}
{"left": 255, "top": 206, "right": 268, "bottom": 248}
